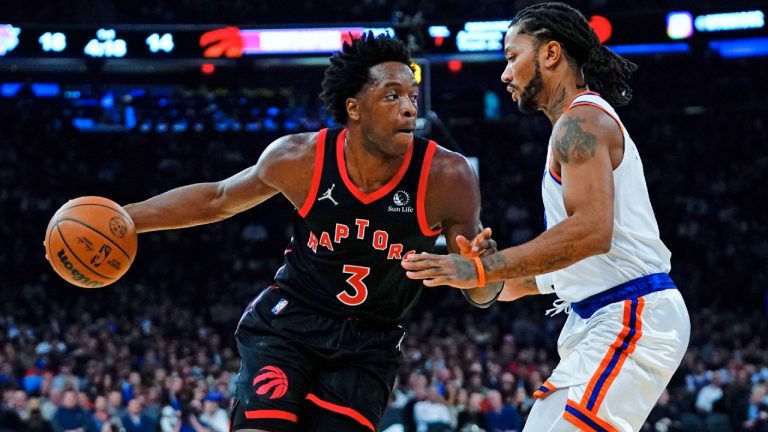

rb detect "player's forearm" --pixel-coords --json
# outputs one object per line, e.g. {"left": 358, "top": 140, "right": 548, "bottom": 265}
{"left": 482, "top": 216, "right": 611, "bottom": 281}
{"left": 124, "top": 182, "right": 228, "bottom": 233}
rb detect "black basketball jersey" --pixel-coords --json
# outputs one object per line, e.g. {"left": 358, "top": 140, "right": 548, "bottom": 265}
{"left": 274, "top": 127, "right": 442, "bottom": 324}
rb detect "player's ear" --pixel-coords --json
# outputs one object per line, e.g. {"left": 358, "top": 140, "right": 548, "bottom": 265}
{"left": 542, "top": 40, "right": 563, "bottom": 68}
{"left": 346, "top": 97, "right": 361, "bottom": 121}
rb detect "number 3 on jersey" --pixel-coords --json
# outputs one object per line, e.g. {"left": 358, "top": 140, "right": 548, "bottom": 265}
{"left": 337, "top": 265, "right": 370, "bottom": 306}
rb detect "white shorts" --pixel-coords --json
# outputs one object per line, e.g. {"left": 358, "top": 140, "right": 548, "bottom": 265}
{"left": 524, "top": 288, "right": 690, "bottom": 432}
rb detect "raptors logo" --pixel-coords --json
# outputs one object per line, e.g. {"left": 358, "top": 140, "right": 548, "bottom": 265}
{"left": 252, "top": 366, "right": 289, "bottom": 399}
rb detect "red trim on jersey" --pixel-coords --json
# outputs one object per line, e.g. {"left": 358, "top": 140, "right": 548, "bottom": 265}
{"left": 305, "top": 393, "right": 375, "bottom": 431}
{"left": 568, "top": 101, "right": 626, "bottom": 135}
{"left": 417, "top": 141, "right": 443, "bottom": 236}
{"left": 298, "top": 129, "right": 327, "bottom": 218}
{"left": 565, "top": 90, "right": 601, "bottom": 108}
{"left": 244, "top": 409, "right": 298, "bottom": 423}
{"left": 336, "top": 128, "right": 414, "bottom": 205}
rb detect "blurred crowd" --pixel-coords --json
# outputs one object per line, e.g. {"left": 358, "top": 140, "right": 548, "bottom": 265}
{"left": 1, "top": 49, "right": 767, "bottom": 432}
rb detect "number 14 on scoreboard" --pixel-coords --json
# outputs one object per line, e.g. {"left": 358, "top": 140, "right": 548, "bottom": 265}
{"left": 146, "top": 33, "right": 174, "bottom": 54}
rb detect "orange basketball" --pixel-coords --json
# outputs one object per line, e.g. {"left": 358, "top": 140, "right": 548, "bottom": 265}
{"left": 44, "top": 196, "right": 138, "bottom": 288}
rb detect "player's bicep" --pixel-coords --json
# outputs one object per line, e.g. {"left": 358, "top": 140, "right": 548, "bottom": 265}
{"left": 215, "top": 136, "right": 301, "bottom": 216}
{"left": 436, "top": 155, "right": 483, "bottom": 254}
{"left": 555, "top": 109, "right": 617, "bottom": 244}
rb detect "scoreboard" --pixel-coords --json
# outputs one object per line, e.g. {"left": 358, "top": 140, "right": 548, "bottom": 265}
{"left": 1, "top": 8, "right": 765, "bottom": 62}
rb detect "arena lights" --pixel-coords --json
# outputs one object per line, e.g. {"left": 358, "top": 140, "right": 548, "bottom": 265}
{"left": 588, "top": 15, "right": 612, "bottom": 43}
{"left": 709, "top": 37, "right": 768, "bottom": 58}
{"left": 200, "top": 26, "right": 396, "bottom": 57}
{"left": 0, "top": 24, "right": 21, "bottom": 56}
{"left": 694, "top": 10, "right": 764, "bottom": 32}
{"left": 456, "top": 20, "right": 509, "bottom": 52}
{"left": 666, "top": 12, "right": 694, "bottom": 40}
{"left": 428, "top": 25, "right": 450, "bottom": 47}
{"left": 608, "top": 42, "right": 690, "bottom": 55}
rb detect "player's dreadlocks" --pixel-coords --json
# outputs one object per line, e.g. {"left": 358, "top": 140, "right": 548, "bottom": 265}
{"left": 511, "top": 2, "right": 638, "bottom": 106}
{"left": 320, "top": 32, "right": 411, "bottom": 124}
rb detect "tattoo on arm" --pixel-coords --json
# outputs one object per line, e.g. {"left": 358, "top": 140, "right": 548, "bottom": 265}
{"left": 555, "top": 117, "right": 597, "bottom": 164}
{"left": 485, "top": 244, "right": 576, "bottom": 280}
{"left": 522, "top": 277, "right": 537, "bottom": 290}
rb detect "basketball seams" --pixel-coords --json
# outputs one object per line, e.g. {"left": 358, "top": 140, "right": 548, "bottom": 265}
{"left": 59, "top": 203, "right": 135, "bottom": 229}
{"left": 56, "top": 217, "right": 132, "bottom": 260}
{"left": 54, "top": 224, "right": 115, "bottom": 280}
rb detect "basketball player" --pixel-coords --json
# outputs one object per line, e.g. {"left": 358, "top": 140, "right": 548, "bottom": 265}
{"left": 122, "top": 33, "right": 502, "bottom": 432}
{"left": 402, "top": 3, "right": 690, "bottom": 431}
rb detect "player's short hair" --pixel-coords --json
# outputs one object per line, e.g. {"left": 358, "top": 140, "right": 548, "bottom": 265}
{"left": 511, "top": 2, "right": 638, "bottom": 106}
{"left": 320, "top": 32, "right": 411, "bottom": 124}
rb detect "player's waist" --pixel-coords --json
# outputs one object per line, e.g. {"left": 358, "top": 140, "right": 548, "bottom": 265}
{"left": 571, "top": 273, "right": 676, "bottom": 319}
{"left": 272, "top": 280, "right": 409, "bottom": 329}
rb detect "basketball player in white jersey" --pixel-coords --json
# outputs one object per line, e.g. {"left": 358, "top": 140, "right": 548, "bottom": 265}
{"left": 402, "top": 3, "right": 690, "bottom": 431}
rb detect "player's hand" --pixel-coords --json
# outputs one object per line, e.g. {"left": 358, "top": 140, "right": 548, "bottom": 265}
{"left": 456, "top": 227, "right": 497, "bottom": 259}
{"left": 402, "top": 252, "right": 479, "bottom": 288}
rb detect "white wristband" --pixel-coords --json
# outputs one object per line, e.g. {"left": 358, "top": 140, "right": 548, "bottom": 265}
{"left": 535, "top": 273, "right": 556, "bottom": 294}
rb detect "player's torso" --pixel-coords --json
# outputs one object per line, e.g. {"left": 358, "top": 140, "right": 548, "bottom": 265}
{"left": 541, "top": 93, "right": 672, "bottom": 302}
{"left": 275, "top": 128, "right": 440, "bottom": 323}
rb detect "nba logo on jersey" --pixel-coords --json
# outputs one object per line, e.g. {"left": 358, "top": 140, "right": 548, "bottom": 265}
{"left": 271, "top": 298, "right": 288, "bottom": 315}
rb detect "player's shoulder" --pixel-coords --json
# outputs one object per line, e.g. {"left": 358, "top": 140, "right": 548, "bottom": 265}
{"left": 261, "top": 131, "right": 321, "bottom": 165}
{"left": 428, "top": 143, "right": 476, "bottom": 182}
{"left": 558, "top": 102, "right": 621, "bottom": 135}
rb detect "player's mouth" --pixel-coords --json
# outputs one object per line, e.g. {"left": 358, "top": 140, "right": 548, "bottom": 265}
{"left": 396, "top": 127, "right": 415, "bottom": 135}
{"left": 507, "top": 85, "right": 519, "bottom": 101}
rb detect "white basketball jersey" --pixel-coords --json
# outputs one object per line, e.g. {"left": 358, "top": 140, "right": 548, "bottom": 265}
{"left": 541, "top": 92, "right": 671, "bottom": 303}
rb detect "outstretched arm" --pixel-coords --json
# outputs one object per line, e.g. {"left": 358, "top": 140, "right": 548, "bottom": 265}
{"left": 404, "top": 106, "right": 620, "bottom": 287}
{"left": 124, "top": 133, "right": 316, "bottom": 233}
{"left": 404, "top": 147, "right": 504, "bottom": 307}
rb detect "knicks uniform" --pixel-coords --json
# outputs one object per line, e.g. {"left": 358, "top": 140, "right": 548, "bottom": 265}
{"left": 524, "top": 93, "right": 690, "bottom": 432}
{"left": 231, "top": 128, "right": 442, "bottom": 432}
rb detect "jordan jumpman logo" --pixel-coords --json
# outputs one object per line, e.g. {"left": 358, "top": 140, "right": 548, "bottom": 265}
{"left": 318, "top": 184, "right": 339, "bottom": 206}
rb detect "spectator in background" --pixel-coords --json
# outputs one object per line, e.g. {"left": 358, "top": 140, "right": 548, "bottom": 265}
{"left": 696, "top": 372, "right": 724, "bottom": 413}
{"left": 485, "top": 389, "right": 520, "bottom": 432}
{"left": 645, "top": 389, "right": 681, "bottom": 432}
{"left": 24, "top": 398, "right": 54, "bottom": 432}
{"left": 90, "top": 395, "right": 112, "bottom": 432}
{"left": 413, "top": 386, "right": 453, "bottom": 432}
{"left": 743, "top": 384, "right": 768, "bottom": 431}
{"left": 52, "top": 389, "right": 93, "bottom": 432}
{"left": 457, "top": 391, "right": 489, "bottom": 432}
{"left": 121, "top": 397, "right": 154, "bottom": 432}
{"left": 198, "top": 392, "right": 227, "bottom": 432}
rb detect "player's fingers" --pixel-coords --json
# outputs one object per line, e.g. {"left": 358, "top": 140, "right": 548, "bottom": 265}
{"left": 422, "top": 276, "right": 451, "bottom": 287}
{"left": 405, "top": 269, "right": 444, "bottom": 280}
{"left": 456, "top": 235, "right": 471, "bottom": 254}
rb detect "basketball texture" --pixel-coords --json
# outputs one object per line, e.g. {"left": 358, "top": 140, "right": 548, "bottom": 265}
{"left": 44, "top": 196, "right": 138, "bottom": 288}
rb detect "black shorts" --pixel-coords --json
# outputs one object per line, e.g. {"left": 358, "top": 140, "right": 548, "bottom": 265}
{"left": 230, "top": 286, "right": 405, "bottom": 432}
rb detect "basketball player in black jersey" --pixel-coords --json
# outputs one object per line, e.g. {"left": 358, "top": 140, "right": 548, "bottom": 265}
{"left": 122, "top": 33, "right": 502, "bottom": 432}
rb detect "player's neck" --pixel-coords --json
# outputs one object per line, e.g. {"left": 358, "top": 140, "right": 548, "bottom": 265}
{"left": 541, "top": 74, "right": 588, "bottom": 124}
{"left": 343, "top": 130, "right": 405, "bottom": 193}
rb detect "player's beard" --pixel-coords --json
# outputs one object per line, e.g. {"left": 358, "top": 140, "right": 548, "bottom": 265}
{"left": 518, "top": 58, "right": 544, "bottom": 113}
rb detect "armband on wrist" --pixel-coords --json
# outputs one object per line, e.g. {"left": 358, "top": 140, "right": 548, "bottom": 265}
{"left": 472, "top": 257, "right": 486, "bottom": 287}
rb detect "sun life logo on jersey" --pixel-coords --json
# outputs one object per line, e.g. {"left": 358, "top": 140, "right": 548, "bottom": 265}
{"left": 389, "top": 190, "right": 414, "bottom": 213}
